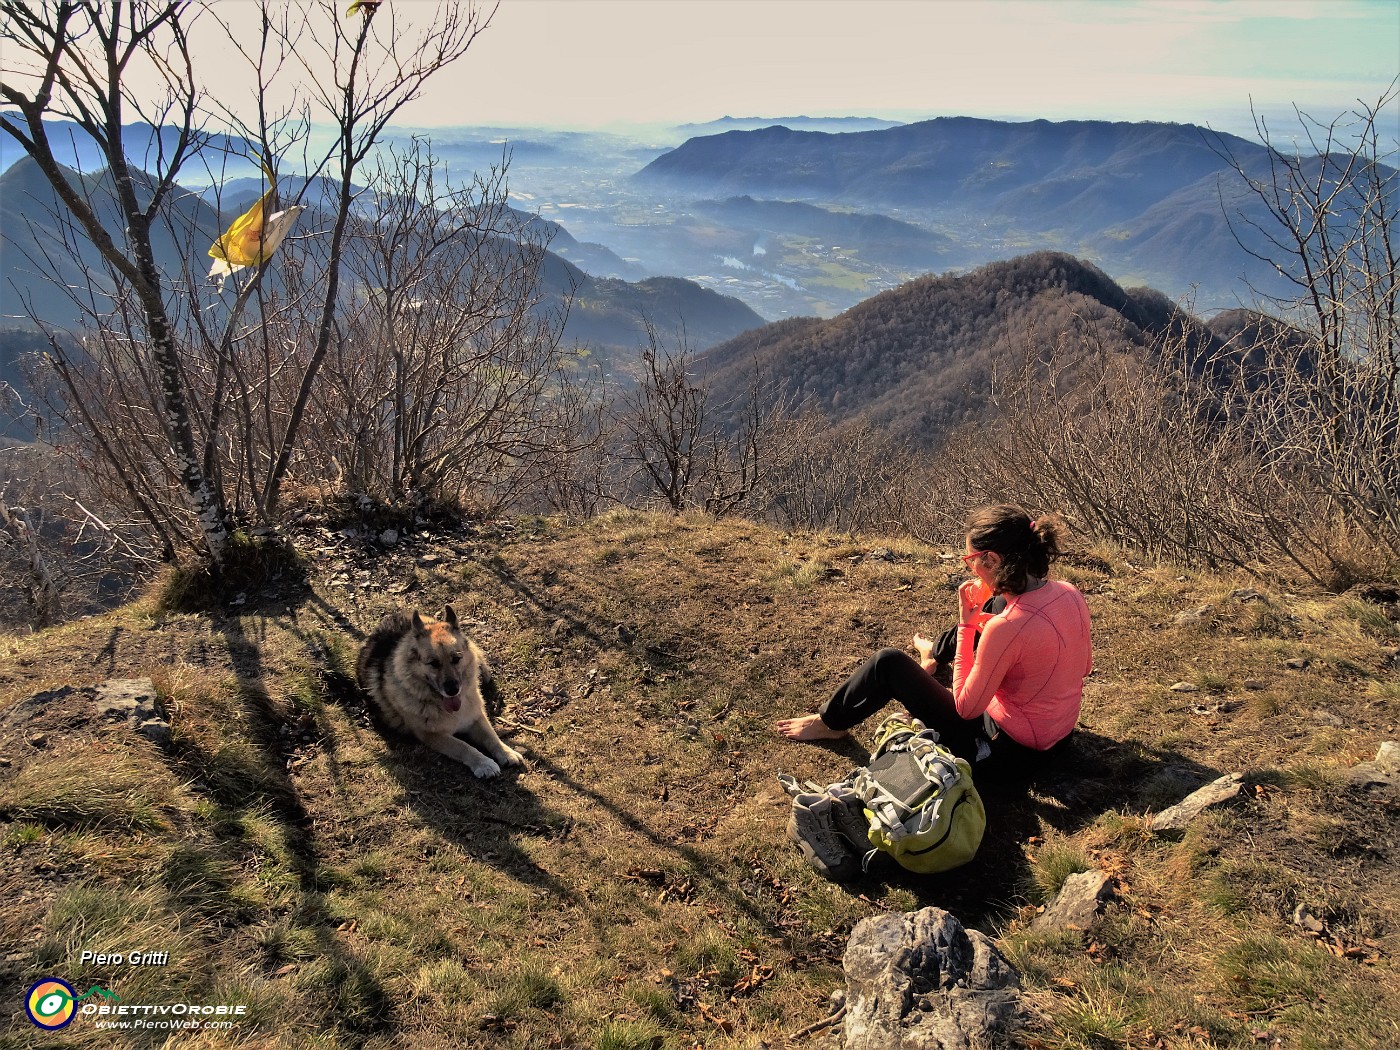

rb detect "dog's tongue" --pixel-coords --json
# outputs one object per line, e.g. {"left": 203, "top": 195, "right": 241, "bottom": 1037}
{"left": 441, "top": 694, "right": 461, "bottom": 712}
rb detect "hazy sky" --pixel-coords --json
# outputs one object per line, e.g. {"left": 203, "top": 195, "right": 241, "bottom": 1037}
{"left": 399, "top": 0, "right": 1399, "bottom": 135}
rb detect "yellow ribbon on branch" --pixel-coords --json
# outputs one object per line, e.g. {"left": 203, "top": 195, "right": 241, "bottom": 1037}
{"left": 207, "top": 170, "right": 306, "bottom": 288}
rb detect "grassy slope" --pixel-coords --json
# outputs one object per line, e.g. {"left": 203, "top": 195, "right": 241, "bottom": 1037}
{"left": 0, "top": 510, "right": 1396, "bottom": 1049}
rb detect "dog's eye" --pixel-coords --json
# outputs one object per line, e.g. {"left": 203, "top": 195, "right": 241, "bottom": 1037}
{"left": 428, "top": 658, "right": 441, "bottom": 669}
{"left": 450, "top": 653, "right": 462, "bottom": 665}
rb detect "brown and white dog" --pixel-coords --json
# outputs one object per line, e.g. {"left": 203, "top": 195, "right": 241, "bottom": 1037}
{"left": 356, "top": 606, "right": 523, "bottom": 778}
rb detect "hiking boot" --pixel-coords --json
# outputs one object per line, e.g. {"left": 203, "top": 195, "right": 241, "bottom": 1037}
{"left": 824, "top": 784, "right": 872, "bottom": 852}
{"left": 787, "top": 792, "right": 860, "bottom": 881}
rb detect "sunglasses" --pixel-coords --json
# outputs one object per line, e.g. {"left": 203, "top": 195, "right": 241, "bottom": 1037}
{"left": 961, "top": 550, "right": 992, "bottom": 566}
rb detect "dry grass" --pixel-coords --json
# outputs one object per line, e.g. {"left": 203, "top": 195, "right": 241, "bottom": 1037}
{"left": 1, "top": 510, "right": 1397, "bottom": 1048}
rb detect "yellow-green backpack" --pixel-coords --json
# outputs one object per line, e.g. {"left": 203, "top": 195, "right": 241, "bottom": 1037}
{"left": 852, "top": 716, "right": 986, "bottom": 874}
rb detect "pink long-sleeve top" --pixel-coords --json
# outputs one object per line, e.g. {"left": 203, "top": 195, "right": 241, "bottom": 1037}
{"left": 952, "top": 579, "right": 1092, "bottom": 750}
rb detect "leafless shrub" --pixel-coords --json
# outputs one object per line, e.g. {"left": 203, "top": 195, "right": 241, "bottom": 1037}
{"left": 1, "top": 390, "right": 156, "bottom": 631}
{"left": 300, "top": 140, "right": 581, "bottom": 515}
{"left": 615, "top": 328, "right": 789, "bottom": 517}
{"left": 1209, "top": 87, "right": 1399, "bottom": 581}
{"left": 755, "top": 410, "right": 921, "bottom": 535}
{"left": 917, "top": 317, "right": 1382, "bottom": 586}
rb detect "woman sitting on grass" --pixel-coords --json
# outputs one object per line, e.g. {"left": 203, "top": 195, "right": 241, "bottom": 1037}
{"left": 775, "top": 504, "right": 1092, "bottom": 777}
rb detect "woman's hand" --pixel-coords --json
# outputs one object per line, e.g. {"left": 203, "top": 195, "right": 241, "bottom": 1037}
{"left": 958, "top": 579, "right": 991, "bottom": 623}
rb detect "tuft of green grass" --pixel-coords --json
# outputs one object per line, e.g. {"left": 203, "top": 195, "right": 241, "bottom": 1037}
{"left": 596, "top": 1020, "right": 669, "bottom": 1050}
{"left": 1026, "top": 841, "right": 1094, "bottom": 904}
{"left": 1217, "top": 933, "right": 1335, "bottom": 1010}
{"left": 625, "top": 982, "right": 684, "bottom": 1029}
{"left": 5, "top": 821, "right": 45, "bottom": 847}
{"left": 1056, "top": 989, "right": 1136, "bottom": 1048}
{"left": 675, "top": 928, "right": 743, "bottom": 985}
{"left": 0, "top": 751, "right": 176, "bottom": 832}
{"left": 482, "top": 960, "right": 565, "bottom": 1019}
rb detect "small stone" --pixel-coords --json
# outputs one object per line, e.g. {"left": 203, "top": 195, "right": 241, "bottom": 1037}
{"left": 1229, "top": 588, "right": 1264, "bottom": 603}
{"left": 27, "top": 734, "right": 47, "bottom": 748}
{"left": 1375, "top": 741, "right": 1400, "bottom": 776}
{"left": 1034, "top": 869, "right": 1116, "bottom": 931}
{"left": 1243, "top": 679, "right": 1267, "bottom": 691}
{"left": 1151, "top": 773, "right": 1246, "bottom": 833}
{"left": 1170, "top": 681, "right": 1200, "bottom": 693}
{"left": 379, "top": 529, "right": 399, "bottom": 546}
{"left": 1292, "top": 904, "right": 1326, "bottom": 934}
{"left": 1285, "top": 657, "right": 1311, "bottom": 670}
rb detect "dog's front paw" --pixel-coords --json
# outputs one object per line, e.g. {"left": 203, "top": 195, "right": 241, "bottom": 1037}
{"left": 499, "top": 745, "right": 525, "bottom": 768}
{"left": 468, "top": 756, "right": 503, "bottom": 779}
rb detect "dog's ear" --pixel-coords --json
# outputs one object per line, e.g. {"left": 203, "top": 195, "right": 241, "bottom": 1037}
{"left": 411, "top": 611, "right": 427, "bottom": 634}
{"left": 443, "top": 605, "right": 458, "bottom": 629}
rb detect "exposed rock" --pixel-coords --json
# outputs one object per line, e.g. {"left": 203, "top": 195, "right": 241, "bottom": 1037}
{"left": 1345, "top": 740, "right": 1399, "bottom": 792}
{"left": 1377, "top": 741, "right": 1400, "bottom": 775}
{"left": 1229, "top": 588, "right": 1264, "bottom": 603}
{"left": 1243, "top": 679, "right": 1267, "bottom": 691}
{"left": 1034, "top": 870, "right": 1115, "bottom": 931}
{"left": 93, "top": 678, "right": 170, "bottom": 748}
{"left": 1292, "top": 903, "right": 1326, "bottom": 934}
{"left": 1150, "top": 773, "right": 1246, "bottom": 834}
{"left": 843, "top": 907, "right": 1022, "bottom": 1050}
{"left": 1285, "top": 657, "right": 1311, "bottom": 670}
{"left": 1173, "top": 605, "right": 1213, "bottom": 626}
{"left": 1169, "top": 681, "right": 1199, "bottom": 693}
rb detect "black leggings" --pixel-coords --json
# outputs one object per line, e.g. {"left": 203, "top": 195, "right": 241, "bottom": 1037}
{"left": 818, "top": 647, "right": 1067, "bottom": 777}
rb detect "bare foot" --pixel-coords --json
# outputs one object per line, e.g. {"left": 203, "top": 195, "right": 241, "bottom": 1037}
{"left": 912, "top": 633, "right": 936, "bottom": 660}
{"left": 775, "top": 714, "right": 849, "bottom": 741}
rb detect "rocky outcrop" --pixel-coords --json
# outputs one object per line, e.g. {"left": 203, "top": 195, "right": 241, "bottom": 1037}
{"left": 92, "top": 678, "right": 170, "bottom": 747}
{"left": 1345, "top": 741, "right": 1399, "bottom": 791}
{"left": 843, "top": 906, "right": 1022, "bottom": 1050}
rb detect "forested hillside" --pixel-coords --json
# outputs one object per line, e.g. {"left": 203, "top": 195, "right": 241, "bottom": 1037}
{"left": 695, "top": 251, "right": 1205, "bottom": 448}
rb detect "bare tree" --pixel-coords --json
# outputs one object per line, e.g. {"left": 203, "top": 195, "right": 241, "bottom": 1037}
{"left": 307, "top": 138, "right": 582, "bottom": 513}
{"left": 617, "top": 325, "right": 708, "bottom": 512}
{"left": 0, "top": 0, "right": 493, "bottom": 574}
{"left": 1210, "top": 87, "right": 1400, "bottom": 572}
{"left": 1, "top": 0, "right": 233, "bottom": 563}
{"left": 221, "top": 0, "right": 493, "bottom": 514}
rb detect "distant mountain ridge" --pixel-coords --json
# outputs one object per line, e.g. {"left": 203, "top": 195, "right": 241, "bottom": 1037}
{"left": 0, "top": 155, "right": 763, "bottom": 366}
{"left": 674, "top": 116, "right": 905, "bottom": 134}
{"left": 640, "top": 116, "right": 1261, "bottom": 208}
{"left": 636, "top": 116, "right": 1342, "bottom": 306}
